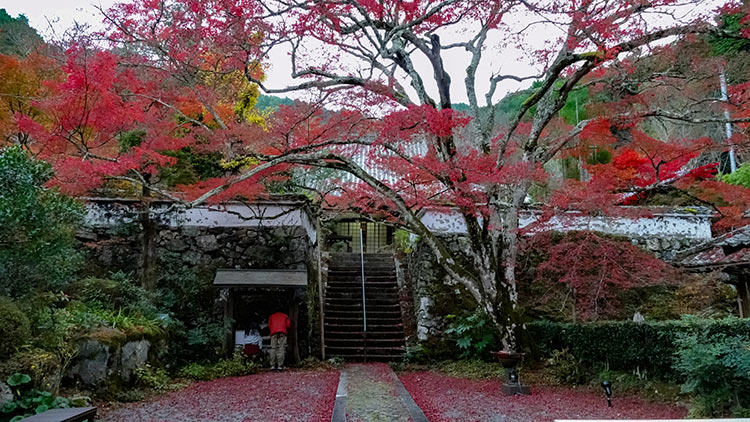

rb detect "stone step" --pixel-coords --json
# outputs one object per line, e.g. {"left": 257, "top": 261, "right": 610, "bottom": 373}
{"left": 327, "top": 274, "right": 397, "bottom": 281}
{"left": 326, "top": 338, "right": 404, "bottom": 352}
{"left": 325, "top": 306, "right": 401, "bottom": 317}
{"left": 325, "top": 323, "right": 403, "bottom": 332}
{"left": 327, "top": 281, "right": 398, "bottom": 288}
{"left": 325, "top": 304, "right": 401, "bottom": 312}
{"left": 327, "top": 354, "right": 404, "bottom": 361}
{"left": 326, "top": 330, "right": 404, "bottom": 338}
{"left": 325, "top": 311, "right": 402, "bottom": 320}
{"left": 325, "top": 292, "right": 398, "bottom": 299}
{"left": 326, "top": 316, "right": 403, "bottom": 324}
{"left": 330, "top": 253, "right": 394, "bottom": 261}
{"left": 325, "top": 299, "right": 400, "bottom": 307}
{"left": 325, "top": 345, "right": 405, "bottom": 354}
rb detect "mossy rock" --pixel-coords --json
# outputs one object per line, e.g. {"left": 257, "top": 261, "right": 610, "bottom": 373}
{"left": 86, "top": 328, "right": 127, "bottom": 346}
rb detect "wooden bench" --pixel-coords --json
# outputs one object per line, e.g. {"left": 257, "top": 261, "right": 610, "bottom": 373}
{"left": 19, "top": 407, "right": 96, "bottom": 422}
{"left": 555, "top": 419, "right": 750, "bottom": 422}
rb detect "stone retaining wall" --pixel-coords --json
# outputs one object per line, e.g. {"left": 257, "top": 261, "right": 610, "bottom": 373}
{"left": 406, "top": 232, "right": 707, "bottom": 343}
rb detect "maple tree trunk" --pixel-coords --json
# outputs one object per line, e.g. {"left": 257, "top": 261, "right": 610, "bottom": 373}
{"left": 465, "top": 189, "right": 526, "bottom": 352}
{"left": 140, "top": 179, "right": 157, "bottom": 291}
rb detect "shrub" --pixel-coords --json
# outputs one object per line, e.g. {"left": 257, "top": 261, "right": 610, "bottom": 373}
{"left": 0, "top": 146, "right": 84, "bottom": 297}
{"left": 66, "top": 272, "right": 157, "bottom": 316}
{"left": 0, "top": 299, "right": 30, "bottom": 359}
{"left": 134, "top": 364, "right": 170, "bottom": 392}
{"left": 547, "top": 349, "right": 588, "bottom": 385}
{"left": 444, "top": 309, "right": 500, "bottom": 360}
{"left": 177, "top": 353, "right": 258, "bottom": 381}
{"left": 0, "top": 348, "right": 62, "bottom": 392}
{"left": 68, "top": 304, "right": 166, "bottom": 340}
{"left": 527, "top": 317, "right": 750, "bottom": 379}
{"left": 433, "top": 360, "right": 505, "bottom": 380}
{"left": 114, "top": 389, "right": 146, "bottom": 403}
{"left": 674, "top": 320, "right": 750, "bottom": 417}
{"left": 0, "top": 373, "right": 77, "bottom": 422}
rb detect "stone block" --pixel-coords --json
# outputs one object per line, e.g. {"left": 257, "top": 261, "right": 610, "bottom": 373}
{"left": 70, "top": 340, "right": 110, "bottom": 386}
{"left": 120, "top": 340, "right": 150, "bottom": 383}
{"left": 181, "top": 226, "right": 201, "bottom": 237}
{"left": 165, "top": 238, "right": 189, "bottom": 252}
{"left": 196, "top": 234, "right": 219, "bottom": 251}
{"left": 182, "top": 250, "right": 202, "bottom": 265}
{"left": 0, "top": 382, "right": 12, "bottom": 407}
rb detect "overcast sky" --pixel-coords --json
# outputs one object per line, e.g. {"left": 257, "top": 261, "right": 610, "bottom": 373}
{"left": 4, "top": 0, "right": 116, "bottom": 35}
{"left": 3, "top": 0, "right": 723, "bottom": 105}
{"left": 3, "top": 0, "right": 542, "bottom": 103}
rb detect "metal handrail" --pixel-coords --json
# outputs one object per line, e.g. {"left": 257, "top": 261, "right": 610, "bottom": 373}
{"left": 359, "top": 225, "right": 367, "bottom": 362}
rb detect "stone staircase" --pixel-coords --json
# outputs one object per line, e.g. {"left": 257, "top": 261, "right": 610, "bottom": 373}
{"left": 324, "top": 253, "right": 406, "bottom": 361}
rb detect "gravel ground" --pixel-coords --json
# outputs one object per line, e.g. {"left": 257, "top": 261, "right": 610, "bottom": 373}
{"left": 400, "top": 371, "right": 687, "bottom": 422}
{"left": 100, "top": 370, "right": 339, "bottom": 422}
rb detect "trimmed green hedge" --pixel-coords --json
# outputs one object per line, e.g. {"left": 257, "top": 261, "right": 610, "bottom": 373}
{"left": 527, "top": 317, "right": 750, "bottom": 379}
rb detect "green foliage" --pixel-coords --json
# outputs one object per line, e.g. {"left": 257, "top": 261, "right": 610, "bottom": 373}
{"left": 117, "top": 129, "right": 146, "bottom": 152}
{"left": 546, "top": 349, "right": 588, "bottom": 385}
{"left": 159, "top": 147, "right": 224, "bottom": 187}
{"left": 496, "top": 85, "right": 538, "bottom": 119}
{"left": 0, "top": 147, "right": 84, "bottom": 297}
{"left": 0, "top": 348, "right": 62, "bottom": 393}
{"left": 326, "top": 356, "right": 345, "bottom": 368}
{"left": 185, "top": 317, "right": 225, "bottom": 349}
{"left": 0, "top": 298, "right": 30, "bottom": 359}
{"left": 558, "top": 87, "right": 589, "bottom": 125}
{"left": 444, "top": 309, "right": 500, "bottom": 360}
{"left": 134, "top": 364, "right": 170, "bottom": 392}
{"left": 6, "top": 374, "right": 30, "bottom": 387}
{"left": 674, "top": 317, "right": 750, "bottom": 417}
{"left": 177, "top": 353, "right": 259, "bottom": 381}
{"left": 114, "top": 389, "right": 146, "bottom": 403}
{"left": 66, "top": 272, "right": 158, "bottom": 316}
{"left": 255, "top": 95, "right": 294, "bottom": 113}
{"left": 393, "top": 229, "right": 413, "bottom": 254}
{"left": 722, "top": 162, "right": 750, "bottom": 188}
{"left": 68, "top": 303, "right": 166, "bottom": 340}
{"left": 595, "top": 368, "right": 682, "bottom": 403}
{"left": 432, "top": 360, "right": 505, "bottom": 380}
{"left": 1, "top": 373, "right": 77, "bottom": 422}
{"left": 0, "top": 9, "right": 43, "bottom": 56}
{"left": 710, "top": 13, "right": 750, "bottom": 56}
{"left": 155, "top": 252, "right": 222, "bottom": 363}
{"left": 529, "top": 317, "right": 750, "bottom": 380}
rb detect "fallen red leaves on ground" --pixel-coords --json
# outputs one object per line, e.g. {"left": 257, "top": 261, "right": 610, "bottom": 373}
{"left": 101, "top": 370, "right": 339, "bottom": 422}
{"left": 400, "top": 371, "right": 687, "bottom": 422}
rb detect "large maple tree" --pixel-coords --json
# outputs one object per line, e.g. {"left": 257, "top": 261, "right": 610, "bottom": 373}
{"left": 9, "top": 0, "right": 750, "bottom": 349}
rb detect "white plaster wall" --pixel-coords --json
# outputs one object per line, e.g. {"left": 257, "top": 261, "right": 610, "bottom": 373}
{"left": 84, "top": 201, "right": 318, "bottom": 243}
{"left": 420, "top": 208, "right": 713, "bottom": 239}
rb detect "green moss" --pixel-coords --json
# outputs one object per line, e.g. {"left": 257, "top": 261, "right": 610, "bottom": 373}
{"left": 86, "top": 328, "right": 127, "bottom": 346}
{"left": 432, "top": 360, "right": 505, "bottom": 380}
{"left": 0, "top": 297, "right": 31, "bottom": 358}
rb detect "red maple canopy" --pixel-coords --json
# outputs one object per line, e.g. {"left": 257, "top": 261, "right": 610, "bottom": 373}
{"left": 6, "top": 0, "right": 750, "bottom": 347}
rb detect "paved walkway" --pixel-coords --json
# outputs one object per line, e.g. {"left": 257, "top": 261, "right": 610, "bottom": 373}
{"left": 333, "top": 363, "right": 427, "bottom": 422}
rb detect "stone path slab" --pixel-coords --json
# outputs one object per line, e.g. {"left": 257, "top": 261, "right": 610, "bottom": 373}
{"left": 335, "top": 363, "right": 427, "bottom": 422}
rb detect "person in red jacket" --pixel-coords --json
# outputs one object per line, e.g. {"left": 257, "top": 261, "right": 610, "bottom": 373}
{"left": 268, "top": 310, "right": 291, "bottom": 370}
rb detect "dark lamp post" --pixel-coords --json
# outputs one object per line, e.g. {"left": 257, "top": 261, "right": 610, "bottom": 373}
{"left": 492, "top": 351, "right": 530, "bottom": 395}
{"left": 601, "top": 380, "right": 613, "bottom": 407}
